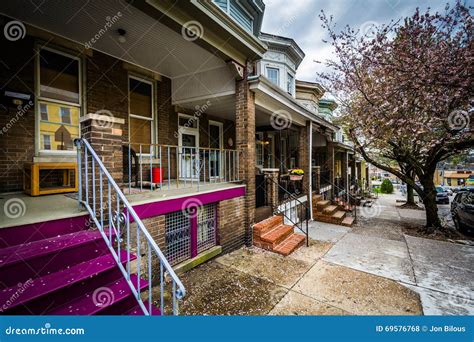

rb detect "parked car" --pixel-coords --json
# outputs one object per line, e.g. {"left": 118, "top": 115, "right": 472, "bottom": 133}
{"left": 451, "top": 188, "right": 474, "bottom": 234}
{"left": 435, "top": 186, "right": 450, "bottom": 204}
{"left": 441, "top": 186, "right": 454, "bottom": 196}
{"left": 453, "top": 186, "right": 462, "bottom": 193}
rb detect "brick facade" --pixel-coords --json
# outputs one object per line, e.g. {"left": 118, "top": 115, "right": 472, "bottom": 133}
{"left": 235, "top": 67, "right": 256, "bottom": 246}
{"left": 217, "top": 196, "right": 247, "bottom": 254}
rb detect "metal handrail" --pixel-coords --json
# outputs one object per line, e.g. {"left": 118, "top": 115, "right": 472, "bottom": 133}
{"left": 265, "top": 175, "right": 309, "bottom": 247}
{"left": 123, "top": 142, "right": 241, "bottom": 194}
{"left": 75, "top": 138, "right": 186, "bottom": 315}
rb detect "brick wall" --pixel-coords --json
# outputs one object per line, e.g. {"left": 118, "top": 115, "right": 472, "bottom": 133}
{"left": 0, "top": 34, "right": 36, "bottom": 192}
{"left": 218, "top": 196, "right": 247, "bottom": 253}
{"left": 235, "top": 68, "right": 256, "bottom": 246}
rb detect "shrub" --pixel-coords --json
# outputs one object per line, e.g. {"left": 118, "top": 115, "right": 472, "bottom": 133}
{"left": 380, "top": 179, "right": 394, "bottom": 194}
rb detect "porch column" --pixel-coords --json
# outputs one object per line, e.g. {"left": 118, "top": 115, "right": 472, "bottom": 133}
{"left": 79, "top": 113, "right": 125, "bottom": 216}
{"left": 236, "top": 66, "right": 256, "bottom": 246}
{"left": 342, "top": 150, "right": 348, "bottom": 202}
{"left": 298, "top": 121, "right": 311, "bottom": 196}
{"left": 308, "top": 122, "right": 313, "bottom": 220}
{"left": 263, "top": 169, "right": 279, "bottom": 209}
{"left": 327, "top": 140, "right": 335, "bottom": 199}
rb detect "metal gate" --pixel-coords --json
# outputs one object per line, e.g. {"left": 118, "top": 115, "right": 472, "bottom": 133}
{"left": 165, "top": 210, "right": 191, "bottom": 265}
{"left": 165, "top": 203, "right": 217, "bottom": 265}
{"left": 197, "top": 203, "right": 217, "bottom": 254}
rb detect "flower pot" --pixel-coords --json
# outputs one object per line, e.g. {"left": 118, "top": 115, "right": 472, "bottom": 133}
{"left": 290, "top": 175, "right": 303, "bottom": 181}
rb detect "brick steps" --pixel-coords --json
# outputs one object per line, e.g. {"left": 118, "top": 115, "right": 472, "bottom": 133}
{"left": 313, "top": 199, "right": 355, "bottom": 227}
{"left": 261, "top": 224, "right": 294, "bottom": 247}
{"left": 323, "top": 205, "right": 338, "bottom": 215}
{"left": 341, "top": 216, "right": 355, "bottom": 227}
{"left": 273, "top": 234, "right": 306, "bottom": 256}
{"left": 253, "top": 215, "right": 305, "bottom": 256}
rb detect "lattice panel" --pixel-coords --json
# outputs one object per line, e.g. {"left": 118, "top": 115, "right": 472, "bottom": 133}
{"left": 165, "top": 211, "right": 191, "bottom": 265}
{"left": 197, "top": 203, "right": 217, "bottom": 254}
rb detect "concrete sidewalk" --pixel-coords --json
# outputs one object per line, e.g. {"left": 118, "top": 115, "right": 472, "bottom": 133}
{"left": 311, "top": 194, "right": 474, "bottom": 315}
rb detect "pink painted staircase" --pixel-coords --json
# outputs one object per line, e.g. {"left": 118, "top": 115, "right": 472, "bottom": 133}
{"left": 0, "top": 217, "right": 158, "bottom": 315}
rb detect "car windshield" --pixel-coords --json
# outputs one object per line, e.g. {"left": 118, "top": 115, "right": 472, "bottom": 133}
{"left": 435, "top": 187, "right": 444, "bottom": 193}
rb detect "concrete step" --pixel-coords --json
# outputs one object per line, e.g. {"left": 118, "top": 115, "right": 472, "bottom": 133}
{"left": 341, "top": 216, "right": 355, "bottom": 227}
{"left": 273, "top": 234, "right": 306, "bottom": 256}
{"left": 261, "top": 224, "right": 294, "bottom": 247}
{"left": 323, "top": 205, "right": 338, "bottom": 215}
{"left": 253, "top": 215, "right": 283, "bottom": 238}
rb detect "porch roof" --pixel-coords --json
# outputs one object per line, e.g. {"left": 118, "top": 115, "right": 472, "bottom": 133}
{"left": 248, "top": 76, "right": 339, "bottom": 131}
{"left": 0, "top": 0, "right": 229, "bottom": 79}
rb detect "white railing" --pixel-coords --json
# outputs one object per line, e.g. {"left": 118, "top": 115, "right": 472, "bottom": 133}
{"left": 75, "top": 138, "right": 185, "bottom": 315}
{"left": 123, "top": 143, "right": 240, "bottom": 194}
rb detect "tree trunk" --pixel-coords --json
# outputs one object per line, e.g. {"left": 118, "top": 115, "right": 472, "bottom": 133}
{"left": 406, "top": 183, "right": 415, "bottom": 205}
{"left": 419, "top": 175, "right": 442, "bottom": 232}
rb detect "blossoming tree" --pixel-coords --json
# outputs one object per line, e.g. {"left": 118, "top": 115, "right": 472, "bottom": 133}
{"left": 319, "top": 1, "right": 473, "bottom": 231}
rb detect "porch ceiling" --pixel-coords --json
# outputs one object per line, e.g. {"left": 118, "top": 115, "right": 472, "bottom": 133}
{"left": 177, "top": 94, "right": 236, "bottom": 122}
{"left": 0, "top": 0, "right": 225, "bottom": 79}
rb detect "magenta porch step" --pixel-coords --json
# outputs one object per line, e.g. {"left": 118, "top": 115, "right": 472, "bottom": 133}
{"left": 126, "top": 301, "right": 161, "bottom": 315}
{"left": 0, "top": 215, "right": 89, "bottom": 249}
{"left": 48, "top": 274, "right": 149, "bottom": 315}
{"left": 0, "top": 230, "right": 113, "bottom": 288}
{"left": 0, "top": 251, "right": 134, "bottom": 315}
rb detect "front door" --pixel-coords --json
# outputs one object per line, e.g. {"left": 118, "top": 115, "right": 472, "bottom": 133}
{"left": 209, "top": 121, "right": 223, "bottom": 179}
{"left": 179, "top": 130, "right": 198, "bottom": 180}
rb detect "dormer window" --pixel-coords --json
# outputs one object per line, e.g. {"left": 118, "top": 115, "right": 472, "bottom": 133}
{"left": 266, "top": 67, "right": 279, "bottom": 86}
{"left": 213, "top": 0, "right": 254, "bottom": 33}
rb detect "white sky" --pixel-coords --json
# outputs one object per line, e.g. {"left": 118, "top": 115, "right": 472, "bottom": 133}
{"left": 261, "top": 0, "right": 453, "bottom": 81}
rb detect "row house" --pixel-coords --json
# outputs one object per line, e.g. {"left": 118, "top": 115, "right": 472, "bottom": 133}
{"left": 0, "top": 0, "right": 365, "bottom": 316}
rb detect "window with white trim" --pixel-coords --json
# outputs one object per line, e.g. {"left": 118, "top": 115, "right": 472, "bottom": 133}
{"left": 266, "top": 67, "right": 279, "bottom": 86}
{"left": 212, "top": 0, "right": 254, "bottom": 32}
{"left": 129, "top": 76, "right": 154, "bottom": 154}
{"left": 37, "top": 47, "right": 81, "bottom": 152}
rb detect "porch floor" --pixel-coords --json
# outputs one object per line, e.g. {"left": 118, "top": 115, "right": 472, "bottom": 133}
{"left": 0, "top": 181, "right": 243, "bottom": 229}
{"left": 0, "top": 192, "right": 82, "bottom": 229}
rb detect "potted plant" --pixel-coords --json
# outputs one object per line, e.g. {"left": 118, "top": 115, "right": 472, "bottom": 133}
{"left": 289, "top": 169, "right": 304, "bottom": 181}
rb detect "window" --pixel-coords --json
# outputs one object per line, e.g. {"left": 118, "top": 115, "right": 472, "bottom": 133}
{"left": 213, "top": 0, "right": 254, "bottom": 32}
{"left": 266, "top": 67, "right": 279, "bottom": 86}
{"left": 60, "top": 107, "right": 71, "bottom": 124}
{"left": 40, "top": 104, "right": 48, "bottom": 121}
{"left": 42, "top": 135, "right": 51, "bottom": 150}
{"left": 37, "top": 47, "right": 81, "bottom": 152}
{"left": 129, "top": 76, "right": 153, "bottom": 153}
{"left": 287, "top": 73, "right": 294, "bottom": 94}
